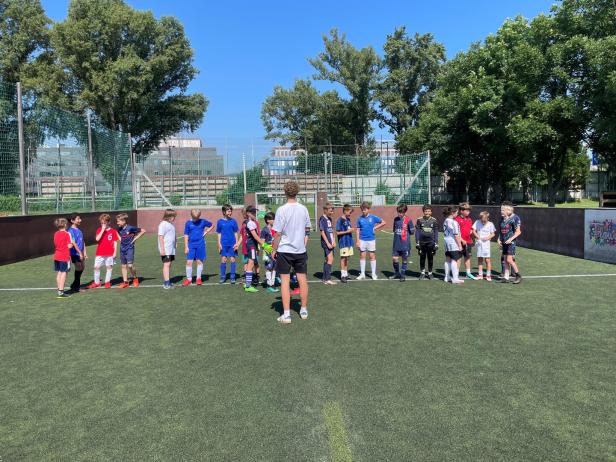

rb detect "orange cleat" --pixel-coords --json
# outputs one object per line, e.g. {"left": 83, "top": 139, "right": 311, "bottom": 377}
{"left": 132, "top": 278, "right": 140, "bottom": 287}
{"left": 104, "top": 282, "right": 111, "bottom": 289}
{"left": 182, "top": 278, "right": 192, "bottom": 286}
{"left": 196, "top": 278, "right": 203, "bottom": 286}
{"left": 118, "top": 282, "right": 130, "bottom": 289}
{"left": 86, "top": 282, "right": 101, "bottom": 289}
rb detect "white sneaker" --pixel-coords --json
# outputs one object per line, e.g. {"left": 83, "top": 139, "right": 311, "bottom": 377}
{"left": 277, "top": 314, "right": 292, "bottom": 324}
{"left": 356, "top": 274, "right": 366, "bottom": 280}
{"left": 371, "top": 273, "right": 378, "bottom": 280}
{"left": 324, "top": 280, "right": 337, "bottom": 285}
{"left": 300, "top": 309, "right": 308, "bottom": 320}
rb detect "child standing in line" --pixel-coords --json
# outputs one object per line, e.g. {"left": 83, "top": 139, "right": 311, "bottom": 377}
{"left": 472, "top": 211, "right": 496, "bottom": 281}
{"left": 216, "top": 204, "right": 240, "bottom": 284}
{"left": 87, "top": 213, "right": 120, "bottom": 289}
{"left": 116, "top": 213, "right": 145, "bottom": 288}
{"left": 498, "top": 202, "right": 523, "bottom": 284}
{"left": 356, "top": 202, "right": 386, "bottom": 280}
{"left": 391, "top": 204, "right": 415, "bottom": 282}
{"left": 415, "top": 205, "right": 438, "bottom": 280}
{"left": 68, "top": 213, "right": 86, "bottom": 293}
{"left": 54, "top": 217, "right": 78, "bottom": 298}
{"left": 241, "top": 205, "right": 271, "bottom": 293}
{"left": 182, "top": 209, "right": 213, "bottom": 286}
{"left": 455, "top": 202, "right": 477, "bottom": 280}
{"left": 320, "top": 202, "right": 337, "bottom": 285}
{"left": 336, "top": 204, "right": 354, "bottom": 283}
{"left": 261, "top": 212, "right": 279, "bottom": 292}
{"left": 443, "top": 206, "right": 464, "bottom": 285}
{"left": 158, "top": 209, "right": 177, "bottom": 289}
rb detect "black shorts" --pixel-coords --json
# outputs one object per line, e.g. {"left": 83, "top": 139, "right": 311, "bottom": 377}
{"left": 275, "top": 252, "right": 308, "bottom": 275}
{"left": 70, "top": 255, "right": 82, "bottom": 264}
{"left": 502, "top": 243, "right": 517, "bottom": 256}
{"left": 161, "top": 255, "right": 175, "bottom": 263}
{"left": 418, "top": 243, "right": 436, "bottom": 255}
{"left": 445, "top": 250, "right": 462, "bottom": 260}
{"left": 461, "top": 244, "right": 472, "bottom": 258}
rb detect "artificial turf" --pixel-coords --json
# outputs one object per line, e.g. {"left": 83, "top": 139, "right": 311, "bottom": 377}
{"left": 0, "top": 234, "right": 615, "bottom": 461}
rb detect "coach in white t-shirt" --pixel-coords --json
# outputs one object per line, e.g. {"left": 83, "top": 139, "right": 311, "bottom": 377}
{"left": 272, "top": 181, "right": 312, "bottom": 324}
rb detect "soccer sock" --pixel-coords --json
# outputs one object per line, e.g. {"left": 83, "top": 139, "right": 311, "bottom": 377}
{"left": 265, "top": 270, "right": 272, "bottom": 286}
{"left": 370, "top": 260, "right": 377, "bottom": 275}
{"left": 105, "top": 268, "right": 112, "bottom": 283}
{"left": 451, "top": 260, "right": 460, "bottom": 281}
{"left": 401, "top": 261, "right": 408, "bottom": 274}
{"left": 245, "top": 271, "right": 253, "bottom": 288}
{"left": 360, "top": 259, "right": 366, "bottom": 275}
{"left": 504, "top": 268, "right": 510, "bottom": 280}
{"left": 444, "top": 261, "right": 450, "bottom": 281}
{"left": 323, "top": 262, "right": 328, "bottom": 281}
{"left": 186, "top": 266, "right": 193, "bottom": 280}
{"left": 427, "top": 253, "right": 434, "bottom": 272}
{"left": 220, "top": 262, "right": 227, "bottom": 279}
{"left": 73, "top": 270, "right": 83, "bottom": 289}
{"left": 230, "top": 261, "right": 236, "bottom": 279}
{"left": 94, "top": 269, "right": 100, "bottom": 284}
{"left": 393, "top": 261, "right": 400, "bottom": 275}
{"left": 196, "top": 264, "right": 203, "bottom": 279}
{"left": 326, "top": 263, "right": 332, "bottom": 281}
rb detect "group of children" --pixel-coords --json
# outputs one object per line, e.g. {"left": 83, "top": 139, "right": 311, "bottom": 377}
{"left": 51, "top": 200, "right": 522, "bottom": 297}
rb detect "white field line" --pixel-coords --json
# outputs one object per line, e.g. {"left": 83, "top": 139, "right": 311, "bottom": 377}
{"left": 1, "top": 273, "right": 615, "bottom": 291}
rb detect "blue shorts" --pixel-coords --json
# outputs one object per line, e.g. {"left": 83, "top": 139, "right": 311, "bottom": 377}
{"left": 54, "top": 260, "right": 70, "bottom": 272}
{"left": 322, "top": 245, "right": 334, "bottom": 258}
{"left": 220, "top": 245, "right": 237, "bottom": 258}
{"left": 187, "top": 245, "right": 206, "bottom": 261}
{"left": 502, "top": 243, "right": 516, "bottom": 256}
{"left": 120, "top": 247, "right": 135, "bottom": 264}
{"left": 392, "top": 249, "right": 410, "bottom": 258}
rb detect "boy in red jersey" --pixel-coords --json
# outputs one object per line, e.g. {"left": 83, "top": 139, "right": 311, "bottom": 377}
{"left": 87, "top": 213, "right": 120, "bottom": 289}
{"left": 455, "top": 202, "right": 477, "bottom": 280}
{"left": 54, "top": 217, "right": 79, "bottom": 298}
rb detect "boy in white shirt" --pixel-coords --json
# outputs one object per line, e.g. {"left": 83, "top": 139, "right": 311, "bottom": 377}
{"left": 158, "top": 209, "right": 177, "bottom": 289}
{"left": 472, "top": 211, "right": 496, "bottom": 281}
{"left": 443, "top": 206, "right": 464, "bottom": 284}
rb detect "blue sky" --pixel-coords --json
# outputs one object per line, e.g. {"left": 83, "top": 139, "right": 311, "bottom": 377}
{"left": 42, "top": 0, "right": 558, "bottom": 171}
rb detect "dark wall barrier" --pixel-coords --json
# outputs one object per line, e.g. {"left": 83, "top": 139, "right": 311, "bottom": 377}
{"left": 0, "top": 210, "right": 137, "bottom": 265}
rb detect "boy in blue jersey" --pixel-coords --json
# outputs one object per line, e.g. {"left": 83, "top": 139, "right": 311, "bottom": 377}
{"left": 498, "top": 202, "right": 522, "bottom": 284}
{"left": 216, "top": 204, "right": 240, "bottom": 284}
{"left": 319, "top": 202, "right": 337, "bottom": 285}
{"left": 336, "top": 204, "right": 354, "bottom": 283}
{"left": 261, "top": 212, "right": 279, "bottom": 293}
{"left": 116, "top": 213, "right": 145, "bottom": 288}
{"left": 182, "top": 209, "right": 213, "bottom": 286}
{"left": 68, "top": 213, "right": 87, "bottom": 293}
{"left": 391, "top": 204, "right": 415, "bottom": 282}
{"left": 356, "top": 201, "right": 386, "bottom": 280}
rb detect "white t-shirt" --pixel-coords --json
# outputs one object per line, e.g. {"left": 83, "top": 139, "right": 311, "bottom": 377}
{"left": 443, "top": 217, "right": 460, "bottom": 252}
{"left": 272, "top": 202, "right": 311, "bottom": 254}
{"left": 158, "top": 220, "right": 176, "bottom": 255}
{"left": 473, "top": 220, "right": 495, "bottom": 257}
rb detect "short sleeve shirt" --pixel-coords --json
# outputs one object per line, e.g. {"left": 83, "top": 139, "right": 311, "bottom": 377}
{"left": 393, "top": 216, "right": 415, "bottom": 252}
{"left": 158, "top": 221, "right": 176, "bottom": 255}
{"left": 455, "top": 215, "right": 473, "bottom": 242}
{"left": 473, "top": 220, "right": 496, "bottom": 240}
{"left": 68, "top": 227, "right": 84, "bottom": 257}
{"left": 443, "top": 217, "right": 461, "bottom": 252}
{"left": 272, "top": 202, "right": 312, "bottom": 254}
{"left": 216, "top": 218, "right": 239, "bottom": 246}
{"left": 95, "top": 227, "right": 120, "bottom": 257}
{"left": 336, "top": 217, "right": 353, "bottom": 248}
{"left": 118, "top": 224, "right": 142, "bottom": 251}
{"left": 184, "top": 219, "right": 212, "bottom": 246}
{"left": 499, "top": 214, "right": 521, "bottom": 243}
{"left": 54, "top": 230, "right": 72, "bottom": 262}
{"left": 319, "top": 215, "right": 334, "bottom": 247}
{"left": 356, "top": 214, "right": 383, "bottom": 241}
{"left": 260, "top": 226, "right": 273, "bottom": 245}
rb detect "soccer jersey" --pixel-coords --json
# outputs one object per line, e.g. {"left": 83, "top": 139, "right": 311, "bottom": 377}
{"left": 499, "top": 214, "right": 521, "bottom": 243}
{"left": 158, "top": 220, "right": 176, "bottom": 255}
{"left": 392, "top": 216, "right": 415, "bottom": 252}
{"left": 336, "top": 217, "right": 353, "bottom": 248}
{"left": 54, "top": 230, "right": 72, "bottom": 262}
{"left": 216, "top": 217, "right": 239, "bottom": 246}
{"left": 473, "top": 220, "right": 496, "bottom": 257}
{"left": 272, "top": 202, "right": 311, "bottom": 254}
{"left": 319, "top": 215, "right": 335, "bottom": 247}
{"left": 443, "top": 217, "right": 461, "bottom": 252}
{"left": 95, "top": 227, "right": 120, "bottom": 257}
{"left": 241, "top": 219, "right": 260, "bottom": 253}
{"left": 68, "top": 227, "right": 84, "bottom": 258}
{"left": 357, "top": 214, "right": 383, "bottom": 241}
{"left": 184, "top": 219, "right": 212, "bottom": 246}
{"left": 261, "top": 226, "right": 274, "bottom": 245}
{"left": 415, "top": 216, "right": 438, "bottom": 245}
{"left": 118, "top": 224, "right": 142, "bottom": 251}
{"left": 455, "top": 215, "right": 473, "bottom": 243}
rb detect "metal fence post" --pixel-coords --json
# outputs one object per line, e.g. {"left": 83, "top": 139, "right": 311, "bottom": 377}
{"left": 129, "top": 133, "right": 137, "bottom": 209}
{"left": 427, "top": 150, "right": 432, "bottom": 204}
{"left": 16, "top": 82, "right": 27, "bottom": 215}
{"left": 86, "top": 111, "right": 96, "bottom": 211}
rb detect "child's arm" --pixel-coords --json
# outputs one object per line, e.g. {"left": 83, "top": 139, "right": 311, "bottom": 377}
{"left": 132, "top": 228, "right": 146, "bottom": 244}
{"left": 184, "top": 235, "right": 189, "bottom": 255}
{"left": 355, "top": 227, "right": 361, "bottom": 248}
{"left": 321, "top": 230, "right": 332, "bottom": 249}
{"left": 471, "top": 227, "right": 480, "bottom": 241}
{"left": 203, "top": 223, "right": 214, "bottom": 237}
{"left": 234, "top": 232, "right": 242, "bottom": 250}
{"left": 158, "top": 235, "right": 166, "bottom": 255}
{"left": 217, "top": 232, "right": 222, "bottom": 251}
{"left": 112, "top": 240, "right": 117, "bottom": 259}
{"left": 95, "top": 225, "right": 105, "bottom": 242}
{"left": 374, "top": 220, "right": 387, "bottom": 232}
{"left": 506, "top": 226, "right": 522, "bottom": 244}
{"left": 433, "top": 222, "right": 439, "bottom": 248}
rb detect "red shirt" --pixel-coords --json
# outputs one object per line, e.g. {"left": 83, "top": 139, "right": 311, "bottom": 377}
{"left": 95, "top": 227, "right": 120, "bottom": 256}
{"left": 455, "top": 215, "right": 473, "bottom": 243}
{"left": 54, "top": 230, "right": 72, "bottom": 262}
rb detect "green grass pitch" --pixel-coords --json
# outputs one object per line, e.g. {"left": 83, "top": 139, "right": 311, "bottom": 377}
{"left": 1, "top": 233, "right": 615, "bottom": 461}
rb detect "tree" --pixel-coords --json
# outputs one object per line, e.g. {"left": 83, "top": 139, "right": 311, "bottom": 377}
{"left": 309, "top": 29, "right": 381, "bottom": 144}
{"left": 29, "top": 0, "right": 207, "bottom": 156}
{"left": 376, "top": 27, "right": 445, "bottom": 135}
{"left": 0, "top": 0, "right": 50, "bottom": 84}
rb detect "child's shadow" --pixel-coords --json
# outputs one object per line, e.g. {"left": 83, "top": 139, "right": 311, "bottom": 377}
{"left": 270, "top": 296, "right": 302, "bottom": 316}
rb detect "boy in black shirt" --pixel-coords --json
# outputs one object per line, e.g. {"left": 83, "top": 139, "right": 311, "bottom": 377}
{"left": 415, "top": 204, "right": 438, "bottom": 280}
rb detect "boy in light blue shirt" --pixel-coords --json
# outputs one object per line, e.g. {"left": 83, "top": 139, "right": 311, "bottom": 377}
{"left": 355, "top": 201, "right": 386, "bottom": 280}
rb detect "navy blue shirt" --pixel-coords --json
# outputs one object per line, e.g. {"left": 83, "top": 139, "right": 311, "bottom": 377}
{"left": 392, "top": 216, "right": 415, "bottom": 252}
{"left": 336, "top": 217, "right": 353, "bottom": 248}
{"left": 260, "top": 226, "right": 274, "bottom": 245}
{"left": 319, "top": 215, "right": 335, "bottom": 247}
{"left": 499, "top": 214, "right": 521, "bottom": 243}
{"left": 118, "top": 224, "right": 142, "bottom": 252}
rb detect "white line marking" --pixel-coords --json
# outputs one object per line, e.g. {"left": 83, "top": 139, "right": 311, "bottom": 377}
{"left": 1, "top": 273, "right": 615, "bottom": 291}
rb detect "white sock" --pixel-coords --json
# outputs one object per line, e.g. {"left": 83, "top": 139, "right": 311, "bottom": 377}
{"left": 360, "top": 259, "right": 366, "bottom": 275}
{"left": 196, "top": 264, "right": 203, "bottom": 279}
{"left": 266, "top": 270, "right": 273, "bottom": 286}
{"left": 300, "top": 306, "right": 307, "bottom": 312}
{"left": 94, "top": 269, "right": 100, "bottom": 284}
{"left": 341, "top": 269, "right": 348, "bottom": 277}
{"left": 443, "top": 261, "right": 450, "bottom": 281}
{"left": 451, "top": 260, "right": 460, "bottom": 282}
{"left": 504, "top": 268, "right": 510, "bottom": 280}
{"left": 478, "top": 269, "right": 483, "bottom": 277}
{"left": 487, "top": 269, "right": 491, "bottom": 276}
{"left": 105, "top": 268, "right": 112, "bottom": 283}
{"left": 186, "top": 266, "right": 193, "bottom": 279}
{"left": 370, "top": 260, "right": 377, "bottom": 275}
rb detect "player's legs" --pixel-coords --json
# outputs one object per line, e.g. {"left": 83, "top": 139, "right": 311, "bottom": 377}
{"left": 369, "top": 250, "right": 377, "bottom": 279}
{"left": 56, "top": 270, "right": 66, "bottom": 292}
{"left": 419, "top": 247, "right": 427, "bottom": 273}
{"left": 104, "top": 263, "right": 113, "bottom": 285}
{"left": 121, "top": 264, "right": 129, "bottom": 282}
{"left": 477, "top": 257, "right": 484, "bottom": 277}
{"left": 220, "top": 255, "right": 228, "bottom": 282}
{"left": 162, "top": 261, "right": 171, "bottom": 282}
{"left": 71, "top": 259, "right": 84, "bottom": 290}
{"left": 485, "top": 257, "right": 492, "bottom": 279}
{"left": 93, "top": 261, "right": 102, "bottom": 284}
{"left": 507, "top": 255, "right": 519, "bottom": 275}
{"left": 392, "top": 255, "right": 400, "bottom": 277}
{"left": 244, "top": 251, "right": 257, "bottom": 290}
{"left": 195, "top": 258, "right": 204, "bottom": 281}
{"left": 280, "top": 273, "right": 291, "bottom": 313}
{"left": 229, "top": 256, "right": 237, "bottom": 282}
{"left": 296, "top": 272, "right": 309, "bottom": 310}
{"left": 450, "top": 255, "right": 462, "bottom": 283}
{"left": 400, "top": 256, "right": 408, "bottom": 279}
{"left": 427, "top": 245, "right": 434, "bottom": 273}
{"left": 444, "top": 255, "right": 451, "bottom": 282}
{"left": 359, "top": 249, "right": 367, "bottom": 278}
{"left": 128, "top": 263, "right": 137, "bottom": 280}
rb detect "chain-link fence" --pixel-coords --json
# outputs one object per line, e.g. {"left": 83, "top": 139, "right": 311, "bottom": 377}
{"left": 0, "top": 81, "right": 133, "bottom": 216}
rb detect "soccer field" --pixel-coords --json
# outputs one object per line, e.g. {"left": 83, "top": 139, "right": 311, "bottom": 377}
{"left": 1, "top": 234, "right": 615, "bottom": 461}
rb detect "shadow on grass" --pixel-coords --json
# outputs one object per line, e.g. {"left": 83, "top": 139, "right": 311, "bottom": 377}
{"left": 270, "top": 296, "right": 302, "bottom": 316}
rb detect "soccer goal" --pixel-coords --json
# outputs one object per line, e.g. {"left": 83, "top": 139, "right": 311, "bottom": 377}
{"left": 255, "top": 191, "right": 318, "bottom": 229}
